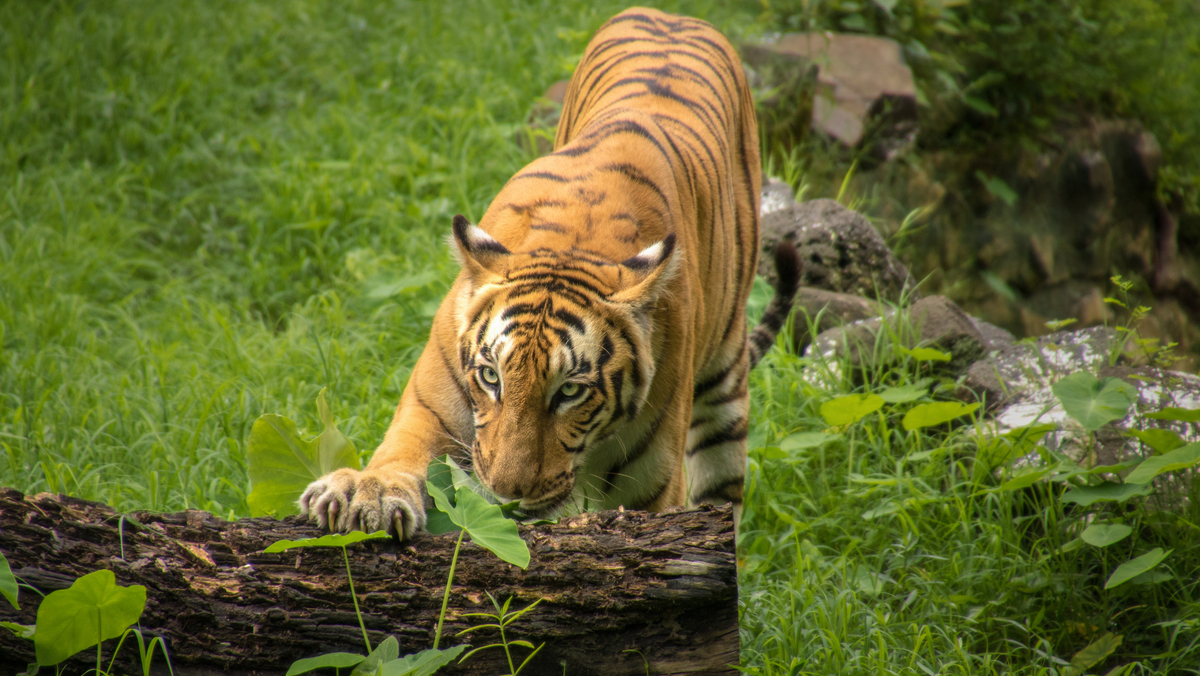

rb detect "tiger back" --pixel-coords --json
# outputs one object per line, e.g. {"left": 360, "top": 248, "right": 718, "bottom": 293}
{"left": 299, "top": 7, "right": 800, "bottom": 538}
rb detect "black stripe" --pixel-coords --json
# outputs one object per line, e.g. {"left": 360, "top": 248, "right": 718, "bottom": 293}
{"left": 598, "top": 162, "right": 670, "bottom": 212}
{"left": 687, "top": 418, "right": 748, "bottom": 456}
{"left": 692, "top": 476, "right": 744, "bottom": 505}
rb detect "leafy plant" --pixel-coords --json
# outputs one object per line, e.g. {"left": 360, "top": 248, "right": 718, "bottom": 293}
{"left": 266, "top": 454, "right": 532, "bottom": 676}
{"left": 0, "top": 551, "right": 174, "bottom": 676}
{"left": 265, "top": 530, "right": 390, "bottom": 652}
{"left": 457, "top": 593, "right": 545, "bottom": 676}
{"left": 247, "top": 388, "right": 361, "bottom": 518}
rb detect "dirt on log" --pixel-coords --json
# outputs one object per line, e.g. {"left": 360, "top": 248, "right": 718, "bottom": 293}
{"left": 0, "top": 488, "right": 738, "bottom": 676}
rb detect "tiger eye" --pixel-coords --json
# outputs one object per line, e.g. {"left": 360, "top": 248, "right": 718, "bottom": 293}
{"left": 559, "top": 382, "right": 581, "bottom": 398}
{"left": 480, "top": 366, "right": 499, "bottom": 385}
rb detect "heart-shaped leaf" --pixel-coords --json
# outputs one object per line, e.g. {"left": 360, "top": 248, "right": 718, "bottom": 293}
{"left": 247, "top": 389, "right": 360, "bottom": 517}
{"left": 1068, "top": 632, "right": 1122, "bottom": 672}
{"left": 1080, "top": 523, "right": 1133, "bottom": 548}
{"left": 878, "top": 382, "right": 930, "bottom": 403}
{"left": 427, "top": 482, "right": 530, "bottom": 569}
{"left": 1051, "top": 373, "right": 1135, "bottom": 431}
{"left": 379, "top": 645, "right": 467, "bottom": 676}
{"left": 1062, "top": 482, "right": 1153, "bottom": 506}
{"left": 34, "top": 570, "right": 146, "bottom": 666}
{"left": 1106, "top": 548, "right": 1170, "bottom": 589}
{"left": 287, "top": 652, "right": 366, "bottom": 676}
{"left": 820, "top": 394, "right": 884, "bottom": 426}
{"left": 1125, "top": 428, "right": 1185, "bottom": 454}
{"left": 1125, "top": 443, "right": 1200, "bottom": 485}
{"left": 1146, "top": 406, "right": 1200, "bottom": 422}
{"left": 351, "top": 636, "right": 400, "bottom": 676}
{"left": 902, "top": 402, "right": 980, "bottom": 431}
{"left": 264, "top": 531, "right": 389, "bottom": 554}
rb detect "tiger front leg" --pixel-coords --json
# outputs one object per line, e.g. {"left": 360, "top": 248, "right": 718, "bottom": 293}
{"left": 299, "top": 343, "right": 472, "bottom": 541}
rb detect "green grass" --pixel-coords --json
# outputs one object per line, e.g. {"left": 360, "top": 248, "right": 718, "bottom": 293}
{"left": 2, "top": 1, "right": 1198, "bottom": 673}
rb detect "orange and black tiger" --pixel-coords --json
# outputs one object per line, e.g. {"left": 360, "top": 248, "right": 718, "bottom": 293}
{"left": 300, "top": 7, "right": 801, "bottom": 539}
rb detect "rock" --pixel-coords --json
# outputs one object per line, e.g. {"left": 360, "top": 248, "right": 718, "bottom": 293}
{"left": 808, "top": 295, "right": 987, "bottom": 376}
{"left": 986, "top": 359, "right": 1200, "bottom": 492}
{"left": 759, "top": 196, "right": 916, "bottom": 302}
{"left": 962, "top": 326, "right": 1117, "bottom": 410}
{"left": 791, "top": 287, "right": 881, "bottom": 353}
{"left": 745, "top": 32, "right": 918, "bottom": 160}
{"left": 968, "top": 316, "right": 1017, "bottom": 352}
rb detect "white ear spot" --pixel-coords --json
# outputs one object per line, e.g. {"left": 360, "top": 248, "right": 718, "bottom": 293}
{"left": 621, "top": 233, "right": 676, "bottom": 270}
{"left": 452, "top": 214, "right": 510, "bottom": 255}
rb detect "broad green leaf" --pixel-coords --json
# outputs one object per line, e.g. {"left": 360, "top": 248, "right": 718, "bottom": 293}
{"left": 779, "top": 432, "right": 841, "bottom": 451}
{"left": 1069, "top": 632, "right": 1122, "bottom": 673}
{"left": 287, "top": 653, "right": 366, "bottom": 676}
{"left": 1130, "top": 569, "right": 1173, "bottom": 585}
{"left": 1106, "top": 548, "right": 1171, "bottom": 589}
{"left": 820, "top": 394, "right": 884, "bottom": 426}
{"left": 1125, "top": 428, "right": 1185, "bottom": 454}
{"left": 902, "top": 402, "right": 980, "bottom": 431}
{"left": 0, "top": 551, "right": 18, "bottom": 610}
{"left": 1080, "top": 523, "right": 1133, "bottom": 548}
{"left": 976, "top": 424, "right": 1057, "bottom": 475}
{"left": 352, "top": 636, "right": 400, "bottom": 676}
{"left": 428, "top": 482, "right": 530, "bottom": 569}
{"left": 1146, "top": 406, "right": 1200, "bottom": 422}
{"left": 897, "top": 346, "right": 952, "bottom": 362}
{"left": 2, "top": 621, "right": 35, "bottom": 639}
{"left": 994, "top": 466, "right": 1052, "bottom": 491}
{"left": 425, "top": 456, "right": 482, "bottom": 534}
{"left": 264, "top": 531, "right": 389, "bottom": 554}
{"left": 1051, "top": 372, "right": 1135, "bottom": 431}
{"left": 1125, "top": 443, "right": 1200, "bottom": 484}
{"left": 878, "top": 382, "right": 930, "bottom": 403}
{"left": 379, "top": 645, "right": 468, "bottom": 676}
{"left": 247, "top": 389, "right": 361, "bottom": 517}
{"left": 34, "top": 569, "right": 146, "bottom": 666}
{"left": 757, "top": 446, "right": 788, "bottom": 460}
{"left": 1062, "top": 482, "right": 1153, "bottom": 506}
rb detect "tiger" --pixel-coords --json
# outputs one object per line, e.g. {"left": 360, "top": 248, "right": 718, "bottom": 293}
{"left": 299, "top": 7, "right": 801, "bottom": 540}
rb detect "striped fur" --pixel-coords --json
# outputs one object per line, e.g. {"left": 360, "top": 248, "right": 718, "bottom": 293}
{"left": 300, "top": 7, "right": 801, "bottom": 539}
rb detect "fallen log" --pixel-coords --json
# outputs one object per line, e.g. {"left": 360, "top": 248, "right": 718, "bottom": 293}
{"left": 0, "top": 488, "right": 737, "bottom": 676}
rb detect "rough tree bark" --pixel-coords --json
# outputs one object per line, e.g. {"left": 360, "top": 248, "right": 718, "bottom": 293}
{"left": 0, "top": 489, "right": 737, "bottom": 676}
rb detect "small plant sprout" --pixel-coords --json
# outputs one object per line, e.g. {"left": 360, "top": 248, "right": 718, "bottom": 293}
{"left": 457, "top": 593, "right": 545, "bottom": 675}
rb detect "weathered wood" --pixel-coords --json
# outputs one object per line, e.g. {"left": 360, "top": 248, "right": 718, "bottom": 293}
{"left": 0, "top": 488, "right": 737, "bottom": 676}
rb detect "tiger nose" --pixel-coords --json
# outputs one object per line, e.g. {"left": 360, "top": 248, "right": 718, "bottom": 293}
{"left": 487, "top": 463, "right": 533, "bottom": 501}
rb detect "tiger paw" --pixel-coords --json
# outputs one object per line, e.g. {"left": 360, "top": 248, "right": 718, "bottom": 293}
{"left": 298, "top": 467, "right": 427, "bottom": 540}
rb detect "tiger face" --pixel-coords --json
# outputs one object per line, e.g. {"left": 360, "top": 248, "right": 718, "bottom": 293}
{"left": 451, "top": 215, "right": 674, "bottom": 515}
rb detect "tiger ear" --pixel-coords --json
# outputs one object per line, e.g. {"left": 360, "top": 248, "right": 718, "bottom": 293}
{"left": 451, "top": 214, "right": 510, "bottom": 284}
{"left": 609, "top": 234, "right": 679, "bottom": 309}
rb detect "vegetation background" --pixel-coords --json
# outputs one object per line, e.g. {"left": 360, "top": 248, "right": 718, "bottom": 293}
{"left": 2, "top": 0, "right": 1198, "bottom": 673}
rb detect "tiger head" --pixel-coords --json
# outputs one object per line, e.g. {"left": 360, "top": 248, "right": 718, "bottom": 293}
{"left": 449, "top": 214, "right": 678, "bottom": 515}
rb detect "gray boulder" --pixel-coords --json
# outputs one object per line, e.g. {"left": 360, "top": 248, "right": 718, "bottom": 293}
{"left": 759, "top": 193, "right": 916, "bottom": 302}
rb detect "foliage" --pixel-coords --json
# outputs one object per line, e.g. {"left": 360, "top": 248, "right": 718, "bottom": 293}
{"left": 741, "top": 299, "right": 1200, "bottom": 674}
{"left": 247, "top": 388, "right": 360, "bottom": 517}
{"left": 0, "top": 552, "right": 173, "bottom": 675}
{"left": 756, "top": 0, "right": 1200, "bottom": 213}
{"left": 457, "top": 593, "right": 545, "bottom": 676}
{"left": 263, "top": 453, "right": 531, "bottom": 675}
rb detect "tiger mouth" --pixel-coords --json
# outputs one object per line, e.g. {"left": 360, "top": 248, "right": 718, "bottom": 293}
{"left": 514, "top": 489, "right": 574, "bottom": 518}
